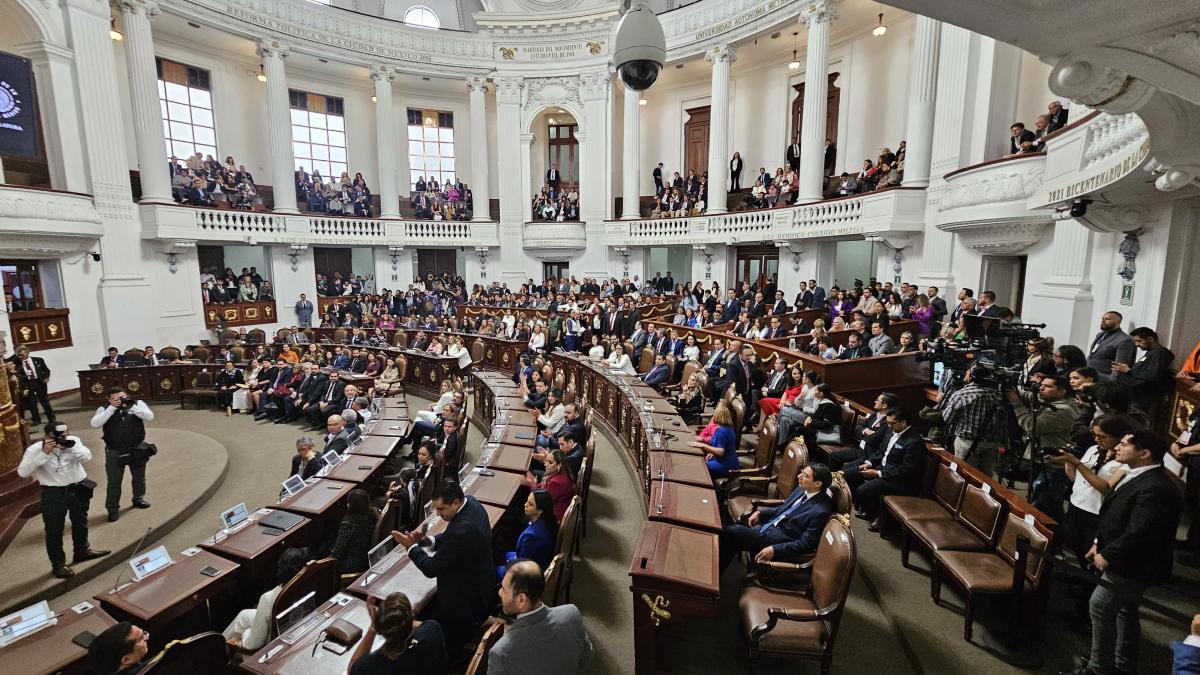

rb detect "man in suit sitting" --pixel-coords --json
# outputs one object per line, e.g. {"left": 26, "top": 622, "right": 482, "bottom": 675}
{"left": 290, "top": 436, "right": 326, "bottom": 480}
{"left": 769, "top": 291, "right": 788, "bottom": 316}
{"left": 391, "top": 482, "right": 495, "bottom": 655}
{"left": 837, "top": 333, "right": 873, "bottom": 360}
{"left": 322, "top": 414, "right": 352, "bottom": 455}
{"left": 491, "top": 559, "right": 593, "bottom": 674}
{"left": 304, "top": 370, "right": 346, "bottom": 429}
{"left": 719, "top": 463, "right": 835, "bottom": 571}
{"left": 628, "top": 321, "right": 650, "bottom": 353}
{"left": 764, "top": 316, "right": 786, "bottom": 340}
{"left": 99, "top": 347, "right": 125, "bottom": 368}
{"left": 1066, "top": 431, "right": 1182, "bottom": 675}
{"left": 843, "top": 409, "right": 926, "bottom": 531}
{"left": 867, "top": 321, "right": 896, "bottom": 355}
{"left": 974, "top": 290, "right": 1001, "bottom": 318}
{"left": 641, "top": 354, "right": 671, "bottom": 392}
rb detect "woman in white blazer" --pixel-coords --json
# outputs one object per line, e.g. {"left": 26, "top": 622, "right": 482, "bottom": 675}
{"left": 447, "top": 336, "right": 472, "bottom": 369}
{"left": 606, "top": 343, "right": 637, "bottom": 375}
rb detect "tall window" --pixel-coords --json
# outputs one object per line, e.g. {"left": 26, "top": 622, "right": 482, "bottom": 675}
{"left": 407, "top": 109, "right": 455, "bottom": 189}
{"left": 290, "top": 91, "right": 347, "bottom": 181}
{"left": 157, "top": 58, "right": 215, "bottom": 160}
{"left": 548, "top": 123, "right": 579, "bottom": 184}
{"left": 404, "top": 5, "right": 439, "bottom": 29}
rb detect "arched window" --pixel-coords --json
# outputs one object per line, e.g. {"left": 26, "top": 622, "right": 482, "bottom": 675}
{"left": 404, "top": 5, "right": 439, "bottom": 29}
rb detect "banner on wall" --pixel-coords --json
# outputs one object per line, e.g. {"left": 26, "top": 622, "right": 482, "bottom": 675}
{"left": 0, "top": 52, "right": 38, "bottom": 158}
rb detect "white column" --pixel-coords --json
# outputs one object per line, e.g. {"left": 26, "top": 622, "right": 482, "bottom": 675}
{"left": 796, "top": 0, "right": 840, "bottom": 202}
{"left": 117, "top": 0, "right": 171, "bottom": 203}
{"left": 704, "top": 45, "right": 736, "bottom": 214}
{"left": 494, "top": 77, "right": 527, "bottom": 284}
{"left": 259, "top": 40, "right": 298, "bottom": 214}
{"left": 370, "top": 65, "right": 399, "bottom": 219}
{"left": 17, "top": 42, "right": 89, "bottom": 192}
{"left": 901, "top": 16, "right": 941, "bottom": 187}
{"left": 621, "top": 84, "right": 641, "bottom": 219}
{"left": 467, "top": 76, "right": 492, "bottom": 221}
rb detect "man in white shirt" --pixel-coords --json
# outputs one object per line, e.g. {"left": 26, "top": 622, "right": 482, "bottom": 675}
{"left": 18, "top": 422, "right": 110, "bottom": 578}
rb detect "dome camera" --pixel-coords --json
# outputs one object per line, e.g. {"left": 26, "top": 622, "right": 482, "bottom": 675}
{"left": 613, "top": 3, "right": 665, "bottom": 92}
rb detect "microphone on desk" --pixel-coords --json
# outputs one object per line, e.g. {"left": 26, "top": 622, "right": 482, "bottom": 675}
{"left": 656, "top": 468, "right": 667, "bottom": 515}
{"left": 110, "top": 526, "right": 153, "bottom": 593}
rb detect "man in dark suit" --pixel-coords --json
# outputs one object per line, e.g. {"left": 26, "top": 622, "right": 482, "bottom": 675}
{"left": 1008, "top": 122, "right": 1037, "bottom": 155}
{"left": 719, "top": 463, "right": 835, "bottom": 570}
{"left": 322, "top": 414, "right": 352, "bottom": 455}
{"left": 652, "top": 163, "right": 664, "bottom": 196}
{"left": 1047, "top": 100, "right": 1069, "bottom": 132}
{"left": 785, "top": 135, "right": 802, "bottom": 173}
{"left": 214, "top": 361, "right": 244, "bottom": 413}
{"left": 702, "top": 339, "right": 727, "bottom": 379}
{"left": 12, "top": 346, "right": 53, "bottom": 424}
{"left": 764, "top": 316, "right": 786, "bottom": 340}
{"left": 809, "top": 279, "right": 826, "bottom": 309}
{"left": 747, "top": 292, "right": 767, "bottom": 318}
{"left": 622, "top": 303, "right": 642, "bottom": 338}
{"left": 546, "top": 164, "right": 561, "bottom": 192}
{"left": 794, "top": 281, "right": 814, "bottom": 310}
{"left": 720, "top": 290, "right": 741, "bottom": 323}
{"left": 290, "top": 437, "right": 326, "bottom": 479}
{"left": 721, "top": 344, "right": 755, "bottom": 404}
{"left": 666, "top": 330, "right": 685, "bottom": 358}
{"left": 326, "top": 300, "right": 344, "bottom": 327}
{"left": 99, "top": 347, "right": 125, "bottom": 368}
{"left": 974, "top": 290, "right": 1001, "bottom": 318}
{"left": 641, "top": 354, "right": 672, "bottom": 391}
{"left": 1112, "top": 327, "right": 1175, "bottom": 414}
{"left": 829, "top": 391, "right": 898, "bottom": 467}
{"left": 926, "top": 285, "right": 949, "bottom": 324}
{"left": 304, "top": 370, "right": 346, "bottom": 429}
{"left": 392, "top": 482, "right": 495, "bottom": 655}
{"left": 747, "top": 357, "right": 789, "bottom": 430}
{"left": 844, "top": 409, "right": 926, "bottom": 530}
{"left": 281, "top": 364, "right": 323, "bottom": 424}
{"left": 1070, "top": 432, "right": 1181, "bottom": 675}
{"left": 837, "top": 333, "right": 873, "bottom": 360}
{"left": 770, "top": 291, "right": 788, "bottom": 316}
{"left": 600, "top": 304, "right": 625, "bottom": 339}
{"left": 439, "top": 417, "right": 464, "bottom": 477}
{"left": 347, "top": 348, "right": 369, "bottom": 374}
{"left": 1087, "top": 310, "right": 1136, "bottom": 378}
{"left": 628, "top": 322, "right": 650, "bottom": 353}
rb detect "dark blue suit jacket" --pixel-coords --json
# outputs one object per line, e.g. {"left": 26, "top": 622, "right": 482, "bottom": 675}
{"left": 703, "top": 349, "right": 726, "bottom": 376}
{"left": 409, "top": 497, "right": 495, "bottom": 628}
{"left": 758, "top": 488, "right": 834, "bottom": 560}
{"left": 1173, "top": 641, "right": 1200, "bottom": 674}
{"left": 721, "top": 303, "right": 741, "bottom": 323}
{"left": 642, "top": 364, "right": 670, "bottom": 388}
{"left": 668, "top": 339, "right": 685, "bottom": 357}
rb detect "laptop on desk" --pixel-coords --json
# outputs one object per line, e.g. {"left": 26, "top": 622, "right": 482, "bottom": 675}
{"left": 260, "top": 510, "right": 304, "bottom": 532}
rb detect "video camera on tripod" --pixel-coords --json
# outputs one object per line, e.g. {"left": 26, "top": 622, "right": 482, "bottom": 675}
{"left": 917, "top": 314, "right": 1046, "bottom": 391}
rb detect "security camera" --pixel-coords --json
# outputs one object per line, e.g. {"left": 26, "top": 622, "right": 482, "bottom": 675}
{"left": 91, "top": 252, "right": 101, "bottom": 262}
{"left": 613, "top": 3, "right": 665, "bottom": 92}
{"left": 1069, "top": 198, "right": 1090, "bottom": 218}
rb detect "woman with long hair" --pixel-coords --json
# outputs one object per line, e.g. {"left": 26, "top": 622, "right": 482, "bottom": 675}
{"left": 328, "top": 488, "right": 379, "bottom": 574}
{"left": 347, "top": 592, "right": 447, "bottom": 673}
{"left": 689, "top": 402, "right": 739, "bottom": 478}
{"left": 498, "top": 489, "right": 559, "bottom": 578}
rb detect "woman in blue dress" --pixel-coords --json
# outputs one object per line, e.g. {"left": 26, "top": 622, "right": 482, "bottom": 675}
{"left": 688, "top": 401, "right": 739, "bottom": 478}
{"left": 498, "top": 489, "right": 559, "bottom": 578}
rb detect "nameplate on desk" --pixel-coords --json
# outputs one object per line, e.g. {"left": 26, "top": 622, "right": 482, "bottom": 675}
{"left": 129, "top": 545, "right": 174, "bottom": 582}
{"left": 71, "top": 601, "right": 94, "bottom": 615}
{"left": 0, "top": 600, "right": 56, "bottom": 648}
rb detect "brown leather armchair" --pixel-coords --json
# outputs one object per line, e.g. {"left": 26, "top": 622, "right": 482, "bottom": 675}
{"left": 738, "top": 515, "right": 857, "bottom": 675}
{"left": 885, "top": 464, "right": 968, "bottom": 567}
{"left": 932, "top": 512, "right": 1052, "bottom": 640}
{"left": 724, "top": 438, "right": 808, "bottom": 523}
{"left": 716, "top": 419, "right": 778, "bottom": 494}
{"left": 745, "top": 472, "right": 854, "bottom": 588}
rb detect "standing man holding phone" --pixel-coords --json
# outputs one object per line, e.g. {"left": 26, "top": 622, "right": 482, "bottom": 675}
{"left": 17, "top": 422, "right": 109, "bottom": 579}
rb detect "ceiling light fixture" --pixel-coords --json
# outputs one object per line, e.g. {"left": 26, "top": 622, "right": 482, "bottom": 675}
{"left": 873, "top": 13, "right": 887, "bottom": 37}
{"left": 371, "top": 95, "right": 377, "bottom": 102}
{"left": 109, "top": 18, "right": 123, "bottom": 41}
{"left": 787, "top": 31, "right": 800, "bottom": 70}
{"left": 256, "top": 64, "right": 266, "bottom": 82}
{"left": 638, "top": 97, "right": 647, "bottom": 106}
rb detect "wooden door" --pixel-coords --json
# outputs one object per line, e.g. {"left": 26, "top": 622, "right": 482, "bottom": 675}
{"left": 683, "top": 106, "right": 710, "bottom": 181}
{"left": 981, "top": 255, "right": 1027, "bottom": 316}
{"left": 197, "top": 245, "right": 225, "bottom": 276}
{"left": 417, "top": 249, "right": 457, "bottom": 278}
{"left": 790, "top": 73, "right": 841, "bottom": 167}
{"left": 313, "top": 247, "right": 352, "bottom": 281}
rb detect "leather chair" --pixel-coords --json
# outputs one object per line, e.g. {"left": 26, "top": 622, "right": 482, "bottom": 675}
{"left": 904, "top": 484, "right": 1004, "bottom": 569}
{"left": 247, "top": 328, "right": 266, "bottom": 343}
{"left": 470, "top": 338, "right": 485, "bottom": 365}
{"left": 738, "top": 515, "right": 857, "bottom": 675}
{"left": 220, "top": 329, "right": 238, "bottom": 343}
{"left": 747, "top": 472, "right": 854, "bottom": 587}
{"left": 543, "top": 553, "right": 566, "bottom": 606}
{"left": 302, "top": 329, "right": 315, "bottom": 344}
{"left": 885, "top": 464, "right": 968, "bottom": 566}
{"left": 180, "top": 371, "right": 217, "bottom": 409}
{"left": 160, "top": 346, "right": 182, "bottom": 361}
{"left": 231, "top": 557, "right": 341, "bottom": 657}
{"left": 577, "top": 438, "right": 597, "bottom": 542}
{"left": 564, "top": 382, "right": 577, "bottom": 406}
{"left": 556, "top": 496, "right": 582, "bottom": 602}
{"left": 718, "top": 419, "right": 778, "bottom": 492}
{"left": 394, "top": 355, "right": 408, "bottom": 381}
{"left": 725, "top": 438, "right": 807, "bottom": 523}
{"left": 393, "top": 331, "right": 408, "bottom": 348}
{"left": 932, "top": 512, "right": 1051, "bottom": 640}
{"left": 332, "top": 328, "right": 348, "bottom": 343}
{"left": 638, "top": 347, "right": 655, "bottom": 374}
{"left": 815, "top": 403, "right": 860, "bottom": 461}
{"left": 141, "top": 632, "right": 227, "bottom": 673}
{"left": 275, "top": 329, "right": 291, "bottom": 341}
{"left": 663, "top": 360, "right": 700, "bottom": 395}
{"left": 191, "top": 346, "right": 211, "bottom": 362}
{"left": 123, "top": 348, "right": 145, "bottom": 365}
{"left": 229, "top": 346, "right": 246, "bottom": 361}
{"left": 463, "top": 621, "right": 504, "bottom": 675}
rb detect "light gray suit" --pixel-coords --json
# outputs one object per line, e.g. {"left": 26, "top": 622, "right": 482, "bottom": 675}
{"left": 295, "top": 299, "right": 314, "bottom": 327}
{"left": 868, "top": 334, "right": 895, "bottom": 355}
{"left": 488, "top": 604, "right": 592, "bottom": 675}
{"left": 1086, "top": 327, "right": 1134, "bottom": 377}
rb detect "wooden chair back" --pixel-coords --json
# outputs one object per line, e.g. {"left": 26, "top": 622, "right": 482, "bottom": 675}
{"left": 395, "top": 355, "right": 408, "bottom": 381}
{"left": 809, "top": 516, "right": 856, "bottom": 638}
{"left": 160, "top": 346, "right": 181, "bottom": 361}
{"left": 638, "top": 347, "right": 655, "bottom": 374}
{"left": 555, "top": 496, "right": 581, "bottom": 558}
{"left": 470, "top": 339, "right": 486, "bottom": 363}
{"left": 192, "top": 346, "right": 211, "bottom": 362}
{"left": 775, "top": 439, "right": 809, "bottom": 498}
{"left": 141, "top": 632, "right": 227, "bottom": 673}
{"left": 393, "top": 331, "right": 408, "bottom": 348}
{"left": 463, "top": 622, "right": 504, "bottom": 675}
{"left": 543, "top": 553, "right": 566, "bottom": 606}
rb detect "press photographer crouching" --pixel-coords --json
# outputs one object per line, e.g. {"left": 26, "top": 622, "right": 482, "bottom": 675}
{"left": 90, "top": 386, "right": 156, "bottom": 522}
{"left": 1007, "top": 374, "right": 1080, "bottom": 524}
{"left": 940, "top": 363, "right": 1007, "bottom": 479}
{"left": 17, "top": 422, "right": 110, "bottom": 579}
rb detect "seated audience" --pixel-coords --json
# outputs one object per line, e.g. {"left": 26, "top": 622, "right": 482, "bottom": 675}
{"left": 688, "top": 401, "right": 738, "bottom": 478}
{"left": 491, "top": 559, "right": 593, "bottom": 674}
{"left": 347, "top": 592, "right": 447, "bottom": 675}
{"left": 498, "top": 489, "right": 558, "bottom": 578}
{"left": 222, "top": 546, "right": 310, "bottom": 650}
{"left": 718, "top": 463, "right": 834, "bottom": 571}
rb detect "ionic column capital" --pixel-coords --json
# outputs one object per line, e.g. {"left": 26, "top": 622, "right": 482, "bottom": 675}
{"left": 257, "top": 39, "right": 291, "bottom": 60}
{"left": 704, "top": 44, "right": 737, "bottom": 65}
{"left": 369, "top": 64, "right": 395, "bottom": 83}
{"left": 799, "top": 0, "right": 841, "bottom": 27}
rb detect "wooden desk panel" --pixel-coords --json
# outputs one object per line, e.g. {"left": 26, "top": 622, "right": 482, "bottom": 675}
{"left": 349, "top": 435, "right": 400, "bottom": 459}
{"left": 241, "top": 595, "right": 377, "bottom": 675}
{"left": 95, "top": 549, "right": 239, "bottom": 650}
{"left": 649, "top": 452, "right": 713, "bottom": 489}
{"left": 322, "top": 455, "right": 387, "bottom": 484}
{"left": 462, "top": 471, "right": 523, "bottom": 508}
{"left": 198, "top": 509, "right": 312, "bottom": 565}
{"left": 478, "top": 443, "right": 533, "bottom": 475}
{"left": 493, "top": 423, "right": 539, "bottom": 448}
{"left": 275, "top": 479, "right": 354, "bottom": 518}
{"left": 363, "top": 420, "right": 409, "bottom": 437}
{"left": 647, "top": 481, "right": 721, "bottom": 534}
{"left": 0, "top": 603, "right": 117, "bottom": 675}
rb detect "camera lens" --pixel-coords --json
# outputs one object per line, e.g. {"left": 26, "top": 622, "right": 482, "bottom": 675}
{"left": 619, "top": 61, "right": 661, "bottom": 91}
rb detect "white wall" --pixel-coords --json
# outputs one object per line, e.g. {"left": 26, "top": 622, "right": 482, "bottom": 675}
{"left": 1015, "top": 50, "right": 1054, "bottom": 130}
{"left": 223, "top": 245, "right": 269, "bottom": 276}
{"left": 839, "top": 16, "right": 914, "bottom": 174}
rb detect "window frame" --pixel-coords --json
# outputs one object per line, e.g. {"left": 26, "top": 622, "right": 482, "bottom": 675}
{"left": 403, "top": 5, "right": 440, "bottom": 29}
{"left": 406, "top": 108, "right": 456, "bottom": 190}
{"left": 289, "top": 90, "right": 349, "bottom": 182}
{"left": 156, "top": 57, "right": 217, "bottom": 162}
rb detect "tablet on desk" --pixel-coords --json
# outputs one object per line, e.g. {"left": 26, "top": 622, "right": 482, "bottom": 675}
{"left": 321, "top": 450, "right": 343, "bottom": 469}
{"left": 513, "top": 431, "right": 535, "bottom": 440}
{"left": 367, "top": 537, "right": 397, "bottom": 569}
{"left": 129, "top": 545, "right": 174, "bottom": 582}
{"left": 220, "top": 503, "right": 249, "bottom": 531}
{"left": 0, "top": 600, "right": 56, "bottom": 648}
{"left": 280, "top": 474, "right": 306, "bottom": 497}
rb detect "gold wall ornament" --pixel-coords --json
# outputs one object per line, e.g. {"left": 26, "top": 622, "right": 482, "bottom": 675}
{"left": 223, "top": 308, "right": 238, "bottom": 321}
{"left": 245, "top": 308, "right": 260, "bottom": 320}
{"left": 587, "top": 41, "right": 603, "bottom": 54}
{"left": 160, "top": 378, "right": 172, "bottom": 390}
{"left": 90, "top": 382, "right": 104, "bottom": 395}
{"left": 641, "top": 593, "right": 672, "bottom": 626}
{"left": 126, "top": 380, "right": 141, "bottom": 392}
{"left": 47, "top": 324, "right": 60, "bottom": 337}
{"left": 499, "top": 47, "right": 517, "bottom": 60}
{"left": 19, "top": 326, "right": 33, "bottom": 341}
{"left": 264, "top": 305, "right": 273, "bottom": 317}
{"left": 207, "top": 309, "right": 218, "bottom": 322}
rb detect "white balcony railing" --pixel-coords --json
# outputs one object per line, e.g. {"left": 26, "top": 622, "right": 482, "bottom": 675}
{"left": 140, "top": 203, "right": 499, "bottom": 248}
{"left": 523, "top": 221, "right": 587, "bottom": 260}
{"left": 606, "top": 187, "right": 926, "bottom": 247}
{"left": 1030, "top": 112, "right": 1150, "bottom": 207}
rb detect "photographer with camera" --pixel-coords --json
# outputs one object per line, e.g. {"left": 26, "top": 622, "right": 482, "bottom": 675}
{"left": 1007, "top": 375, "right": 1080, "bottom": 524}
{"left": 941, "top": 364, "right": 1007, "bottom": 479}
{"left": 17, "top": 422, "right": 110, "bottom": 579}
{"left": 90, "top": 386, "right": 155, "bottom": 522}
